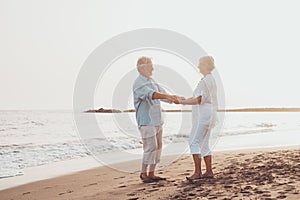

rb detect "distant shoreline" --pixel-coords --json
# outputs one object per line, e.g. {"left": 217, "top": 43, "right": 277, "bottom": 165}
{"left": 85, "top": 107, "right": 300, "bottom": 113}
{"left": 218, "top": 108, "right": 300, "bottom": 112}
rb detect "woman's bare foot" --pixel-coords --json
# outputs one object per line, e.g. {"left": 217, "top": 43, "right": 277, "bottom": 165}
{"left": 148, "top": 175, "right": 166, "bottom": 181}
{"left": 140, "top": 173, "right": 153, "bottom": 183}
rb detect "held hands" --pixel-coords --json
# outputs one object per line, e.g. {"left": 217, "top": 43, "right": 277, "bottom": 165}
{"left": 174, "top": 95, "right": 186, "bottom": 104}
{"left": 167, "top": 95, "right": 186, "bottom": 104}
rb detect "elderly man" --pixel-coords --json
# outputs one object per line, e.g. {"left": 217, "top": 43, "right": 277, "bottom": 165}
{"left": 133, "top": 56, "right": 178, "bottom": 182}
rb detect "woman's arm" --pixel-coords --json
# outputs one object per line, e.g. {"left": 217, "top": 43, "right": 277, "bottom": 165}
{"left": 179, "top": 96, "right": 202, "bottom": 105}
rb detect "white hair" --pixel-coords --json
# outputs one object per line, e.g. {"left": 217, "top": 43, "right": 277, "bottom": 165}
{"left": 200, "top": 56, "right": 215, "bottom": 72}
{"left": 136, "top": 56, "right": 152, "bottom": 73}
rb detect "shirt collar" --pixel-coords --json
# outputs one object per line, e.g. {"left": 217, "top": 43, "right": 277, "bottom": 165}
{"left": 202, "top": 73, "right": 212, "bottom": 80}
{"left": 139, "top": 74, "right": 151, "bottom": 81}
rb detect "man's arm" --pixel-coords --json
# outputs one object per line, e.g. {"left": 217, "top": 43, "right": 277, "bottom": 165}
{"left": 152, "top": 92, "right": 177, "bottom": 102}
{"left": 175, "top": 96, "right": 202, "bottom": 105}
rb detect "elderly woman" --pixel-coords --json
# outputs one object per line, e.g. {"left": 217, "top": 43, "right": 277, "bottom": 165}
{"left": 176, "top": 56, "right": 218, "bottom": 180}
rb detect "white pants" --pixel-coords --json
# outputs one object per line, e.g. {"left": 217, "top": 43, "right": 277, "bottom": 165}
{"left": 189, "top": 123, "right": 212, "bottom": 156}
{"left": 190, "top": 104, "right": 216, "bottom": 156}
{"left": 139, "top": 126, "right": 162, "bottom": 165}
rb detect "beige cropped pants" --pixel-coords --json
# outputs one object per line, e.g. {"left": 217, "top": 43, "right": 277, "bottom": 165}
{"left": 139, "top": 125, "right": 163, "bottom": 165}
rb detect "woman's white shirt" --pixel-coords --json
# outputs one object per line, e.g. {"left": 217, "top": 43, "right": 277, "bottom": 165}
{"left": 192, "top": 74, "right": 218, "bottom": 126}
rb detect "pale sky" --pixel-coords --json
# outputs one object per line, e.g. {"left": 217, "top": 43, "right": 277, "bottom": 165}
{"left": 1, "top": 0, "right": 300, "bottom": 110}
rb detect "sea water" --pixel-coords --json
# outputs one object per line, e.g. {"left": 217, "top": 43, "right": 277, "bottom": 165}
{"left": 1, "top": 110, "right": 300, "bottom": 179}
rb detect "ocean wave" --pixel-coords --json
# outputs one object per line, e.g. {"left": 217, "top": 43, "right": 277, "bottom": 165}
{"left": 1, "top": 111, "right": 299, "bottom": 180}
{"left": 0, "top": 143, "right": 34, "bottom": 148}
{"left": 255, "top": 123, "right": 276, "bottom": 128}
{"left": 0, "top": 169, "right": 23, "bottom": 179}
{"left": 83, "top": 137, "right": 143, "bottom": 153}
{"left": 220, "top": 128, "right": 274, "bottom": 137}
{"left": 0, "top": 141, "right": 89, "bottom": 179}
{"left": 2, "top": 127, "right": 18, "bottom": 130}
{"left": 23, "top": 121, "right": 44, "bottom": 126}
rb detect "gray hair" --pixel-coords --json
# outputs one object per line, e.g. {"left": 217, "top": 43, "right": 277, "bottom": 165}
{"left": 136, "top": 56, "right": 152, "bottom": 72}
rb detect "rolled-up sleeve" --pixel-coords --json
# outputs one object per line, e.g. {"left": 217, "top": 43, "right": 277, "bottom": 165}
{"left": 133, "top": 75, "right": 164, "bottom": 127}
{"left": 134, "top": 85, "right": 155, "bottom": 100}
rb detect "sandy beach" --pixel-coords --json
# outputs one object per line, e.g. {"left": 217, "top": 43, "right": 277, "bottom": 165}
{"left": 0, "top": 147, "right": 299, "bottom": 200}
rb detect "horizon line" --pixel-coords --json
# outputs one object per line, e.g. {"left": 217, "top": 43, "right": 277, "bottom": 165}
{"left": 1, "top": 106, "right": 300, "bottom": 111}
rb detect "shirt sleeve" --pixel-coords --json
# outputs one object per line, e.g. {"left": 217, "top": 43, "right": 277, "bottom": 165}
{"left": 134, "top": 85, "right": 155, "bottom": 101}
{"left": 157, "top": 83, "right": 172, "bottom": 103}
{"left": 157, "top": 83, "right": 167, "bottom": 94}
{"left": 193, "top": 82, "right": 204, "bottom": 98}
{"left": 194, "top": 81, "right": 208, "bottom": 105}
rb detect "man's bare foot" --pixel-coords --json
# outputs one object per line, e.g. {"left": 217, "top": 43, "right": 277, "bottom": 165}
{"left": 186, "top": 173, "right": 202, "bottom": 181}
{"left": 201, "top": 171, "right": 214, "bottom": 178}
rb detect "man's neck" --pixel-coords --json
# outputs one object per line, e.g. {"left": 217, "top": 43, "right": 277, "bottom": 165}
{"left": 140, "top": 74, "right": 152, "bottom": 80}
